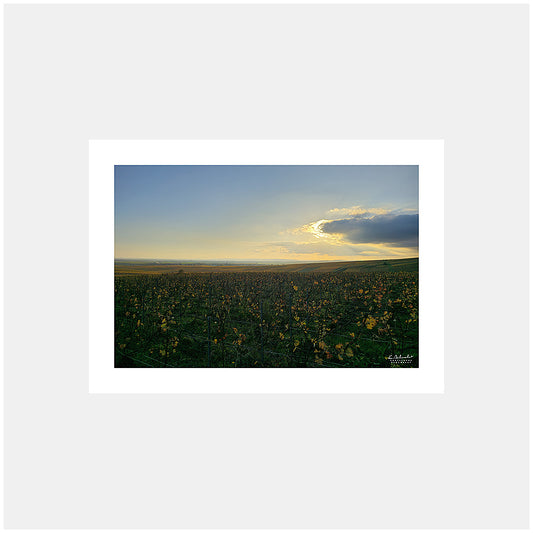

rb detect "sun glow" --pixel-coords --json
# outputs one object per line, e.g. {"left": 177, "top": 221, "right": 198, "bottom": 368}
{"left": 304, "top": 219, "right": 331, "bottom": 239}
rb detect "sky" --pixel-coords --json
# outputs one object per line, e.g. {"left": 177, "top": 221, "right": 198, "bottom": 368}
{"left": 115, "top": 165, "right": 419, "bottom": 262}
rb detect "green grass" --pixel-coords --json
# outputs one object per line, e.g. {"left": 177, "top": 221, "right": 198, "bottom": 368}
{"left": 115, "top": 267, "right": 419, "bottom": 368}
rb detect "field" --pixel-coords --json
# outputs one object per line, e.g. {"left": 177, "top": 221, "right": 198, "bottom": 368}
{"left": 115, "top": 257, "right": 418, "bottom": 275}
{"left": 115, "top": 258, "right": 418, "bottom": 368}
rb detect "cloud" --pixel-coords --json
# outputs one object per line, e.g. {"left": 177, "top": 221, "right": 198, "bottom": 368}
{"left": 321, "top": 213, "right": 418, "bottom": 248}
{"left": 326, "top": 205, "right": 389, "bottom": 217}
{"left": 276, "top": 205, "right": 418, "bottom": 259}
{"left": 259, "top": 240, "right": 343, "bottom": 255}
{"left": 295, "top": 219, "right": 342, "bottom": 241}
{"left": 257, "top": 239, "right": 417, "bottom": 261}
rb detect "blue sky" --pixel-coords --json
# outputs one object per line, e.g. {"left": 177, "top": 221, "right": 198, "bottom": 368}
{"left": 115, "top": 165, "right": 418, "bottom": 261}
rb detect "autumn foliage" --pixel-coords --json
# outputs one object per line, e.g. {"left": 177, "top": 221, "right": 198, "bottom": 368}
{"left": 115, "top": 271, "right": 418, "bottom": 368}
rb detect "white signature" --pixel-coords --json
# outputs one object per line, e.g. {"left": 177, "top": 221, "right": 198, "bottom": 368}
{"left": 387, "top": 354, "right": 415, "bottom": 363}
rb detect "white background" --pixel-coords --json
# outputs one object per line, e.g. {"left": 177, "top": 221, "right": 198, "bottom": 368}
{"left": 4, "top": 3, "right": 529, "bottom": 530}
{"left": 90, "top": 140, "right": 443, "bottom": 394}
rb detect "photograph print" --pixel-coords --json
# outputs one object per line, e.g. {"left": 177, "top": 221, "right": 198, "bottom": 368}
{"left": 115, "top": 165, "right": 419, "bottom": 368}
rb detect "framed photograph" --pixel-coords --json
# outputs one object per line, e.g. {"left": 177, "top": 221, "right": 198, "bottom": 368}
{"left": 6, "top": 2, "right": 527, "bottom": 530}
{"left": 89, "top": 140, "right": 444, "bottom": 393}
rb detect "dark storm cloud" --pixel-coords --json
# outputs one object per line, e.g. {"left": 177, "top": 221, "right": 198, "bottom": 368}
{"left": 321, "top": 213, "right": 419, "bottom": 248}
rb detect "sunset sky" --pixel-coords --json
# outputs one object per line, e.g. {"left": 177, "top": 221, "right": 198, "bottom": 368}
{"left": 115, "top": 165, "right": 419, "bottom": 262}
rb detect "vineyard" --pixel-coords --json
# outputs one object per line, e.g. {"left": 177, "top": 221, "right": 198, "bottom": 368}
{"left": 115, "top": 269, "right": 418, "bottom": 368}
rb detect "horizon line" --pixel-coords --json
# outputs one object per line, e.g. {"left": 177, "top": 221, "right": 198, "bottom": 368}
{"left": 114, "top": 256, "right": 419, "bottom": 263}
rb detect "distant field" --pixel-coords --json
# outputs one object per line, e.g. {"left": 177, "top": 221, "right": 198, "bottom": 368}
{"left": 115, "top": 257, "right": 418, "bottom": 275}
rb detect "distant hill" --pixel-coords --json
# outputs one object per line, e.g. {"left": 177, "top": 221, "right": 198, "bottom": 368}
{"left": 115, "top": 257, "right": 418, "bottom": 274}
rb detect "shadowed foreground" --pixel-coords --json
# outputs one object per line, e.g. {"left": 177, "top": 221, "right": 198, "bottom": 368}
{"left": 115, "top": 261, "right": 418, "bottom": 368}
